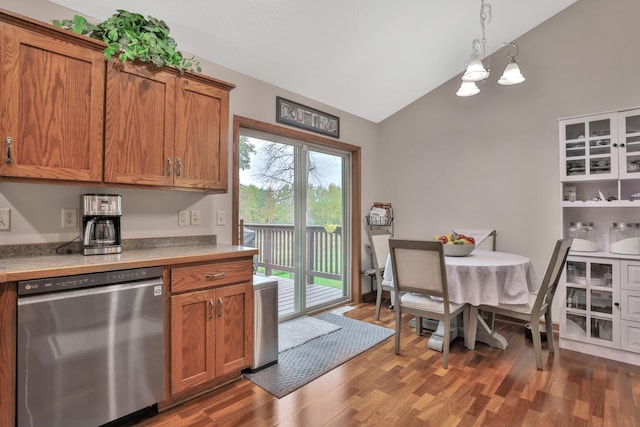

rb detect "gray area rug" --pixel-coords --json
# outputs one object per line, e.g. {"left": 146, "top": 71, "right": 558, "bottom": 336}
{"left": 278, "top": 315, "right": 342, "bottom": 353}
{"left": 244, "top": 313, "right": 394, "bottom": 398}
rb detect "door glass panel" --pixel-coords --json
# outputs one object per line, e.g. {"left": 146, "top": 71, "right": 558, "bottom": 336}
{"left": 566, "top": 287, "right": 586, "bottom": 310}
{"left": 566, "top": 159, "right": 585, "bottom": 176}
{"left": 589, "top": 158, "right": 610, "bottom": 174}
{"left": 590, "top": 290, "right": 612, "bottom": 314}
{"left": 566, "top": 260, "right": 587, "bottom": 284}
{"left": 626, "top": 115, "right": 640, "bottom": 134}
{"left": 589, "top": 119, "right": 610, "bottom": 137}
{"left": 590, "top": 263, "right": 613, "bottom": 288}
{"left": 566, "top": 313, "right": 587, "bottom": 336}
{"left": 239, "top": 132, "right": 349, "bottom": 318}
{"left": 566, "top": 142, "right": 585, "bottom": 157}
{"left": 566, "top": 123, "right": 585, "bottom": 140}
{"left": 591, "top": 317, "right": 613, "bottom": 341}
{"left": 239, "top": 137, "right": 296, "bottom": 316}
{"left": 305, "top": 149, "right": 347, "bottom": 310}
{"left": 589, "top": 138, "right": 610, "bottom": 155}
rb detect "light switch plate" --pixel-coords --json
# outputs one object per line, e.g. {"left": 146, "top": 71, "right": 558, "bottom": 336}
{"left": 0, "top": 208, "right": 10, "bottom": 231}
{"left": 216, "top": 210, "right": 226, "bottom": 226}
{"left": 178, "top": 210, "right": 189, "bottom": 226}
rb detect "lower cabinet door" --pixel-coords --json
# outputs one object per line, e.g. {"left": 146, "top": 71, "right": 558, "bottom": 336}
{"left": 170, "top": 282, "right": 253, "bottom": 395}
{"left": 215, "top": 282, "right": 253, "bottom": 375}
{"left": 170, "top": 289, "right": 216, "bottom": 394}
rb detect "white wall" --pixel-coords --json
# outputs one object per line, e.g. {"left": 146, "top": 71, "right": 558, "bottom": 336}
{"left": 377, "top": 0, "right": 640, "bottom": 317}
{"left": 0, "top": 0, "right": 378, "bottom": 249}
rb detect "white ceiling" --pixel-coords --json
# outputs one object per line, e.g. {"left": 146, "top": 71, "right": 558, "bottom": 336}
{"left": 50, "top": 0, "right": 578, "bottom": 123}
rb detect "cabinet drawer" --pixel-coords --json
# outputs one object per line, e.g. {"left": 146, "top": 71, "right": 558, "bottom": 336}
{"left": 171, "top": 259, "right": 253, "bottom": 293}
{"left": 621, "top": 262, "right": 640, "bottom": 291}
{"left": 621, "top": 320, "right": 640, "bottom": 354}
{"left": 621, "top": 290, "right": 640, "bottom": 322}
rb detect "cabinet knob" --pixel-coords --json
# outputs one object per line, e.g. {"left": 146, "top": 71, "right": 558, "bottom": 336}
{"left": 614, "top": 302, "right": 620, "bottom": 307}
{"left": 209, "top": 299, "right": 215, "bottom": 320}
{"left": 218, "top": 297, "right": 223, "bottom": 318}
{"left": 204, "top": 272, "right": 225, "bottom": 280}
{"left": 613, "top": 143, "right": 618, "bottom": 147}
{"left": 176, "top": 158, "right": 183, "bottom": 178}
{"left": 620, "top": 143, "right": 625, "bottom": 148}
{"left": 167, "top": 157, "right": 172, "bottom": 177}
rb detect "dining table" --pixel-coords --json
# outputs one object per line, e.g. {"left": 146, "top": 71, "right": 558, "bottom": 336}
{"left": 382, "top": 249, "right": 537, "bottom": 352}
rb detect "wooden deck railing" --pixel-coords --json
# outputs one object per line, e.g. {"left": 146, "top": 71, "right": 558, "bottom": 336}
{"left": 244, "top": 224, "right": 342, "bottom": 284}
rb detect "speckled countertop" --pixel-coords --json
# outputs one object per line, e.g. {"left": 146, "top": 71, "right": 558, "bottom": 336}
{"left": 0, "top": 243, "right": 258, "bottom": 283}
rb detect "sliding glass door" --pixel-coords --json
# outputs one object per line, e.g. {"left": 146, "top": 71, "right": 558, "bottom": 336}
{"left": 239, "top": 129, "right": 350, "bottom": 319}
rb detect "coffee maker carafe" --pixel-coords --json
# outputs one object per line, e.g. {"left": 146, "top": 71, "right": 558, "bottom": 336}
{"left": 82, "top": 194, "right": 122, "bottom": 255}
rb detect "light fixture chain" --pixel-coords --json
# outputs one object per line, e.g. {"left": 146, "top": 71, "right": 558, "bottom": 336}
{"left": 479, "top": 0, "right": 492, "bottom": 58}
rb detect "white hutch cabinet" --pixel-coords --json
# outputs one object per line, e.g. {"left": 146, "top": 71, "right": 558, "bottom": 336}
{"left": 559, "top": 107, "right": 640, "bottom": 366}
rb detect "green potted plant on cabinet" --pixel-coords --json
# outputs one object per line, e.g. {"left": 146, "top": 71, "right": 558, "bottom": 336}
{"left": 53, "top": 9, "right": 201, "bottom": 73}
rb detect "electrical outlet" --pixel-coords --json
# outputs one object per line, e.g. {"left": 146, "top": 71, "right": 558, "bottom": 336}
{"left": 190, "top": 209, "right": 201, "bottom": 226}
{"left": 0, "top": 208, "right": 10, "bottom": 231}
{"left": 61, "top": 208, "right": 78, "bottom": 229}
{"left": 178, "top": 210, "right": 189, "bottom": 226}
{"left": 216, "top": 210, "right": 226, "bottom": 226}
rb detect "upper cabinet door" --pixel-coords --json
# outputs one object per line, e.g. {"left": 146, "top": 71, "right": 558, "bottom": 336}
{"left": 0, "top": 23, "right": 105, "bottom": 182}
{"left": 617, "top": 108, "right": 640, "bottom": 180}
{"left": 174, "top": 77, "right": 230, "bottom": 191}
{"left": 104, "top": 62, "right": 175, "bottom": 186}
{"left": 560, "top": 113, "right": 618, "bottom": 181}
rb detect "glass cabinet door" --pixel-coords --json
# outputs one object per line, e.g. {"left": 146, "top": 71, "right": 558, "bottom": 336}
{"left": 618, "top": 109, "right": 640, "bottom": 179}
{"left": 560, "top": 114, "right": 618, "bottom": 181}
{"left": 562, "top": 256, "right": 620, "bottom": 347}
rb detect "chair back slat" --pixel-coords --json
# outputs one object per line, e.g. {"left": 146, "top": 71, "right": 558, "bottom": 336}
{"left": 532, "top": 238, "right": 573, "bottom": 314}
{"left": 389, "top": 240, "right": 448, "bottom": 300}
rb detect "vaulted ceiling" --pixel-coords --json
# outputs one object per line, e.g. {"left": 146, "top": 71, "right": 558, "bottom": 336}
{"left": 51, "top": 0, "right": 578, "bottom": 123}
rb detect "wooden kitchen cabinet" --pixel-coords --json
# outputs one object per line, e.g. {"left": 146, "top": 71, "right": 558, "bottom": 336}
{"left": 169, "top": 259, "right": 253, "bottom": 395}
{"left": 104, "top": 61, "right": 233, "bottom": 192}
{"left": 0, "top": 19, "right": 105, "bottom": 182}
{"left": 104, "top": 62, "right": 175, "bottom": 187}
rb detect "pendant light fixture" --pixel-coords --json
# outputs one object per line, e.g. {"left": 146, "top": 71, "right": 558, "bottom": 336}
{"left": 456, "top": 0, "right": 525, "bottom": 97}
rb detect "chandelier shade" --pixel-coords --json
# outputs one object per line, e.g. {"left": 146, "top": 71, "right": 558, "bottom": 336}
{"left": 456, "top": 81, "right": 481, "bottom": 97}
{"left": 456, "top": 0, "right": 525, "bottom": 97}
{"left": 497, "top": 60, "right": 526, "bottom": 85}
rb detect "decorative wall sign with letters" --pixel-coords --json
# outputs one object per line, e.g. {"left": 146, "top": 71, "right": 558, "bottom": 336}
{"left": 276, "top": 96, "right": 340, "bottom": 138}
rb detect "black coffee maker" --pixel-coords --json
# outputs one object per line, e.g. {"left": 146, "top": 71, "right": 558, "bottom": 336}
{"left": 82, "top": 194, "right": 122, "bottom": 255}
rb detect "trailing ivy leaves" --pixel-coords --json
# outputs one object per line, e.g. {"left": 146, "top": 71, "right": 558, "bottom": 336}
{"left": 53, "top": 10, "right": 201, "bottom": 73}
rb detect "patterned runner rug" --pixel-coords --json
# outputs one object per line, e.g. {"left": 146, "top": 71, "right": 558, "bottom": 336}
{"left": 244, "top": 313, "right": 394, "bottom": 398}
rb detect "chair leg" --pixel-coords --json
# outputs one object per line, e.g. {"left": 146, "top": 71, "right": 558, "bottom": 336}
{"left": 394, "top": 308, "right": 401, "bottom": 355}
{"left": 374, "top": 281, "right": 382, "bottom": 320}
{"left": 530, "top": 320, "right": 544, "bottom": 370}
{"left": 442, "top": 315, "right": 450, "bottom": 369}
{"left": 545, "top": 312, "right": 555, "bottom": 354}
{"left": 416, "top": 316, "right": 423, "bottom": 336}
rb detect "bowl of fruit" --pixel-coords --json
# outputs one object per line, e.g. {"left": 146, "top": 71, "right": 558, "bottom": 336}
{"left": 434, "top": 231, "right": 476, "bottom": 257}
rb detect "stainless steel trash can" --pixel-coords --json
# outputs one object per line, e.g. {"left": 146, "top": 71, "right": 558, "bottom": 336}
{"left": 251, "top": 276, "right": 278, "bottom": 370}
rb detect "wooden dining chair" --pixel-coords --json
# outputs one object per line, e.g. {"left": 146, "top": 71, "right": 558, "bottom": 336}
{"left": 478, "top": 238, "right": 573, "bottom": 370}
{"left": 390, "top": 239, "right": 469, "bottom": 369}
{"left": 365, "top": 228, "right": 394, "bottom": 320}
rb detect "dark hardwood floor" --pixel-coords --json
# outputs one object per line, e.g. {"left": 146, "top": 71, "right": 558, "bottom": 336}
{"left": 139, "top": 303, "right": 640, "bottom": 426}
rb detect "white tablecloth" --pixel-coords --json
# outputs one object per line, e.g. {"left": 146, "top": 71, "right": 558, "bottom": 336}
{"left": 383, "top": 250, "right": 537, "bottom": 306}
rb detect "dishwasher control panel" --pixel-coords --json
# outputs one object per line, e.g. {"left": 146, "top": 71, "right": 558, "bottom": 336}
{"left": 18, "top": 266, "right": 164, "bottom": 296}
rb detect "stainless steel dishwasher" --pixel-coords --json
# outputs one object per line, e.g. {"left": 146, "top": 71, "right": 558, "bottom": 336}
{"left": 17, "top": 266, "right": 165, "bottom": 427}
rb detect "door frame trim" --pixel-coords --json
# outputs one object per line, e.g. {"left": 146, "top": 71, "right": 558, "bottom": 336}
{"left": 232, "top": 115, "right": 362, "bottom": 303}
